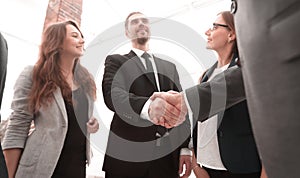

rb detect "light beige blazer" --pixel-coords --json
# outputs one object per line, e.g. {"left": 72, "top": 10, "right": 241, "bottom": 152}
{"left": 2, "top": 66, "right": 93, "bottom": 178}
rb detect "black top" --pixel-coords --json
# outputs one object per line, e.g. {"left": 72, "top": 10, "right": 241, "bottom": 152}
{"left": 52, "top": 88, "right": 88, "bottom": 178}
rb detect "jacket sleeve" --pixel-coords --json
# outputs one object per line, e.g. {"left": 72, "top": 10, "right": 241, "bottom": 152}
{"left": 102, "top": 55, "right": 149, "bottom": 122}
{"left": 186, "top": 66, "right": 245, "bottom": 123}
{"left": 2, "top": 66, "right": 34, "bottom": 150}
{"left": 170, "top": 63, "right": 191, "bottom": 150}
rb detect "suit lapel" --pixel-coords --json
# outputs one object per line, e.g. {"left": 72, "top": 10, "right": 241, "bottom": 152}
{"left": 201, "top": 54, "right": 238, "bottom": 83}
{"left": 53, "top": 88, "right": 68, "bottom": 127}
{"left": 126, "top": 50, "right": 158, "bottom": 91}
{"left": 126, "top": 50, "right": 146, "bottom": 73}
{"left": 201, "top": 62, "right": 218, "bottom": 83}
{"left": 53, "top": 88, "right": 93, "bottom": 127}
{"left": 153, "top": 55, "right": 165, "bottom": 89}
{"left": 86, "top": 94, "right": 93, "bottom": 118}
{"left": 229, "top": 54, "right": 238, "bottom": 68}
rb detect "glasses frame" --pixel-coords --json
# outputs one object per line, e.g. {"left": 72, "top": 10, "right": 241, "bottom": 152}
{"left": 211, "top": 23, "right": 230, "bottom": 31}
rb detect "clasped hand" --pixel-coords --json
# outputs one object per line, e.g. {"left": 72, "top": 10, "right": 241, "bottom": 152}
{"left": 149, "top": 90, "right": 188, "bottom": 128}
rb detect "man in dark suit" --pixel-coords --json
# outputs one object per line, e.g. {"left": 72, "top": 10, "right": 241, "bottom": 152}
{"left": 231, "top": 0, "right": 300, "bottom": 177}
{"left": 0, "top": 32, "right": 8, "bottom": 178}
{"left": 101, "top": 12, "right": 191, "bottom": 178}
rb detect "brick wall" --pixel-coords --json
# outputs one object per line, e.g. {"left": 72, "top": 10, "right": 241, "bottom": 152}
{"left": 43, "top": 0, "right": 83, "bottom": 30}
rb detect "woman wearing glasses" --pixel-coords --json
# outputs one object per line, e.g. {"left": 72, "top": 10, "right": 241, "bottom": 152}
{"left": 191, "top": 11, "right": 263, "bottom": 178}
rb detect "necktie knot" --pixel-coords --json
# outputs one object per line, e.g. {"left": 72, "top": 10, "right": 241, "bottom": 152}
{"left": 142, "top": 52, "right": 151, "bottom": 60}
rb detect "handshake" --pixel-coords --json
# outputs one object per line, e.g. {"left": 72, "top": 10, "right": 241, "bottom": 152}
{"left": 148, "top": 90, "right": 188, "bottom": 128}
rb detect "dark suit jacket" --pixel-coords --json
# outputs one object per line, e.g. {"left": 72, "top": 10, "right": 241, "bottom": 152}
{"left": 102, "top": 50, "right": 190, "bottom": 177}
{"left": 232, "top": 0, "right": 300, "bottom": 177}
{"left": 0, "top": 32, "right": 8, "bottom": 178}
{"left": 193, "top": 58, "right": 261, "bottom": 173}
{"left": 186, "top": 66, "right": 245, "bottom": 125}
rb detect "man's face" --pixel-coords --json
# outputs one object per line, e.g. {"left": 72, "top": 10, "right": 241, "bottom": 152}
{"left": 126, "top": 13, "right": 150, "bottom": 45}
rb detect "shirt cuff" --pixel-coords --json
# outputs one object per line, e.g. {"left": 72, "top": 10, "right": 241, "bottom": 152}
{"left": 183, "top": 91, "right": 193, "bottom": 120}
{"left": 140, "top": 98, "right": 152, "bottom": 121}
{"left": 180, "top": 148, "right": 192, "bottom": 156}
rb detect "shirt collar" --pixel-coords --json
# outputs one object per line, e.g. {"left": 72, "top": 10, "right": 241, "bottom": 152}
{"left": 132, "top": 48, "right": 153, "bottom": 58}
{"left": 216, "top": 63, "right": 230, "bottom": 72}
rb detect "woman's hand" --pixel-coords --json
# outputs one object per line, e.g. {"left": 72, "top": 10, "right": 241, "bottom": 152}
{"left": 193, "top": 165, "right": 210, "bottom": 178}
{"left": 191, "top": 149, "right": 210, "bottom": 178}
{"left": 87, "top": 116, "right": 99, "bottom": 133}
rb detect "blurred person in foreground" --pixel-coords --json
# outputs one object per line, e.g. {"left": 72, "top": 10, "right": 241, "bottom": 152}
{"left": 0, "top": 31, "right": 8, "bottom": 178}
{"left": 231, "top": 0, "right": 300, "bottom": 177}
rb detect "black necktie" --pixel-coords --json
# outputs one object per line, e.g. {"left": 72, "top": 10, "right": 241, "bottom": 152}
{"left": 142, "top": 52, "right": 154, "bottom": 72}
{"left": 142, "top": 52, "right": 157, "bottom": 89}
{"left": 142, "top": 52, "right": 167, "bottom": 145}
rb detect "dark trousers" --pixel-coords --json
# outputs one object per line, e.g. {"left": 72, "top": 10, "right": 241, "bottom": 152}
{"left": 203, "top": 166, "right": 260, "bottom": 178}
{"left": 0, "top": 144, "right": 8, "bottom": 178}
{"left": 106, "top": 172, "right": 178, "bottom": 178}
{"left": 105, "top": 153, "right": 179, "bottom": 178}
{"left": 105, "top": 173, "right": 146, "bottom": 178}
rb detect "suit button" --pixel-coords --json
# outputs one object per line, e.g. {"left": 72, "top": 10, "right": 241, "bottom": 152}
{"left": 231, "top": 0, "right": 237, "bottom": 14}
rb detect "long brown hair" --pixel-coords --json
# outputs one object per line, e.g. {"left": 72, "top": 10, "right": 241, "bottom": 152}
{"left": 28, "top": 20, "right": 96, "bottom": 113}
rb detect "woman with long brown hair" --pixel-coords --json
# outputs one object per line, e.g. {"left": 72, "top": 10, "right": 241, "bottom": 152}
{"left": 2, "top": 20, "right": 98, "bottom": 178}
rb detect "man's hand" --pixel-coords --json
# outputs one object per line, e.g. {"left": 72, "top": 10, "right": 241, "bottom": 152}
{"left": 150, "top": 91, "right": 188, "bottom": 128}
{"left": 148, "top": 97, "right": 168, "bottom": 126}
{"left": 149, "top": 96, "right": 184, "bottom": 128}
{"left": 179, "top": 155, "right": 192, "bottom": 178}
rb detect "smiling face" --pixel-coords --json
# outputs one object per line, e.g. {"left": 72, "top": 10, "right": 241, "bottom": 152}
{"left": 125, "top": 13, "right": 150, "bottom": 45}
{"left": 61, "top": 24, "right": 85, "bottom": 58}
{"left": 205, "top": 14, "right": 235, "bottom": 52}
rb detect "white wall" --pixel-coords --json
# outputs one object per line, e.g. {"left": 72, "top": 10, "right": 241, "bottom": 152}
{"left": 0, "top": 0, "right": 48, "bottom": 120}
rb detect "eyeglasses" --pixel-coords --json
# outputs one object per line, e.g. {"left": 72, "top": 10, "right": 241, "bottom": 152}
{"left": 210, "top": 23, "right": 230, "bottom": 31}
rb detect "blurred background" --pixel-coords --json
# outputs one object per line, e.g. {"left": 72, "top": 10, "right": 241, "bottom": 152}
{"left": 0, "top": 0, "right": 231, "bottom": 177}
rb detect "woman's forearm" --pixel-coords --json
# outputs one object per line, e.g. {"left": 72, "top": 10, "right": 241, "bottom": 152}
{"left": 3, "top": 148, "right": 22, "bottom": 178}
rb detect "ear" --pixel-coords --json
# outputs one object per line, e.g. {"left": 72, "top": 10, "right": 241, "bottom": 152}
{"left": 228, "top": 32, "right": 236, "bottom": 42}
{"left": 125, "top": 30, "right": 129, "bottom": 38}
{"left": 228, "top": 32, "right": 236, "bottom": 40}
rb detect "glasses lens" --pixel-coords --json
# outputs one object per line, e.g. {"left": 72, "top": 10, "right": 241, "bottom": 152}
{"left": 210, "top": 24, "right": 217, "bottom": 30}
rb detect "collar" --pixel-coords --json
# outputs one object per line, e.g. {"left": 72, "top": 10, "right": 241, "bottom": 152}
{"left": 217, "top": 62, "right": 230, "bottom": 71}
{"left": 132, "top": 48, "right": 153, "bottom": 58}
